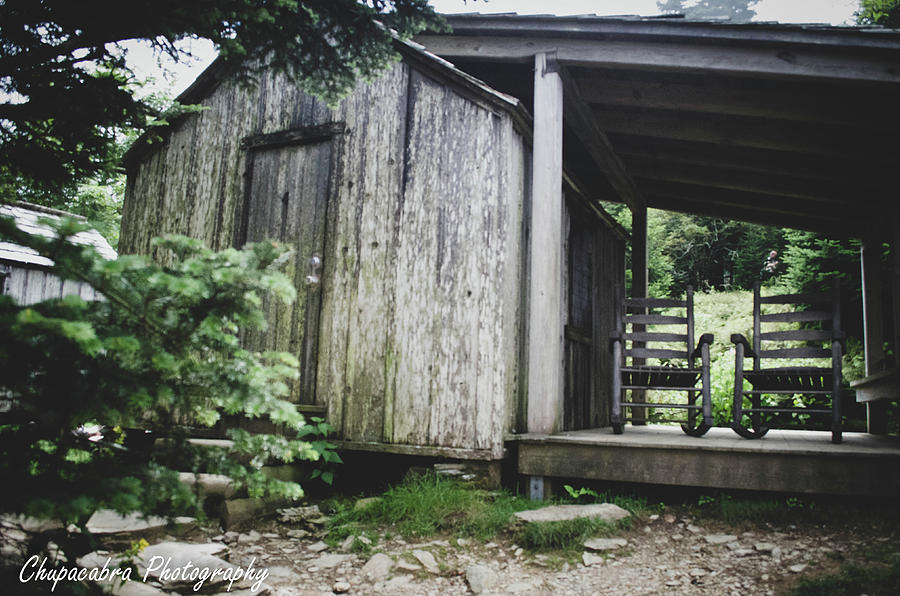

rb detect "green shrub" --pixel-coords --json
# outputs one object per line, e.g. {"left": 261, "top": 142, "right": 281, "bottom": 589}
{"left": 0, "top": 216, "right": 334, "bottom": 530}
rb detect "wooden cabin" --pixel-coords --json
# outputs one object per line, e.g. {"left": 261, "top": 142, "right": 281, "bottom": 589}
{"left": 0, "top": 202, "right": 115, "bottom": 304}
{"left": 120, "top": 40, "right": 626, "bottom": 465}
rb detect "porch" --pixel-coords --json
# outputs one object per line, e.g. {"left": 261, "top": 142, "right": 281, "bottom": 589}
{"left": 515, "top": 425, "right": 900, "bottom": 498}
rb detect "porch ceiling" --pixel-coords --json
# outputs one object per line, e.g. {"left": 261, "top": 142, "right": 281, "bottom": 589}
{"left": 416, "top": 14, "right": 900, "bottom": 237}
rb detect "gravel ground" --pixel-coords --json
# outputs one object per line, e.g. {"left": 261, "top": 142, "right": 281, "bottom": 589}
{"left": 219, "top": 510, "right": 897, "bottom": 596}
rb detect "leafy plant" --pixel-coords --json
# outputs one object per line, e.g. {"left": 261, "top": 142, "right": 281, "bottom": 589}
{"left": 0, "top": 216, "right": 327, "bottom": 531}
{"left": 563, "top": 485, "right": 600, "bottom": 503}
{"left": 298, "top": 417, "right": 343, "bottom": 486}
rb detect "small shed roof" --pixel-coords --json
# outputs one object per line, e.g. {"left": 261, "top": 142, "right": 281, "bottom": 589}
{"left": 0, "top": 202, "right": 117, "bottom": 267}
{"left": 417, "top": 13, "right": 900, "bottom": 236}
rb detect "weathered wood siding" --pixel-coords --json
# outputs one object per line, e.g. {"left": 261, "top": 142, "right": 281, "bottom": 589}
{"left": 562, "top": 196, "right": 625, "bottom": 431}
{"left": 122, "top": 55, "right": 527, "bottom": 457}
{"left": 0, "top": 264, "right": 101, "bottom": 305}
{"left": 321, "top": 68, "right": 527, "bottom": 457}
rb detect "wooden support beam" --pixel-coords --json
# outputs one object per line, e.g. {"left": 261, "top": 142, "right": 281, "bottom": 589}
{"left": 415, "top": 34, "right": 900, "bottom": 84}
{"left": 630, "top": 203, "right": 648, "bottom": 425}
{"left": 575, "top": 72, "right": 900, "bottom": 130}
{"left": 861, "top": 238, "right": 889, "bottom": 434}
{"left": 625, "top": 158, "right": 865, "bottom": 207}
{"left": 558, "top": 68, "right": 645, "bottom": 211}
{"left": 638, "top": 180, "right": 875, "bottom": 230}
{"left": 892, "top": 210, "right": 900, "bottom": 379}
{"left": 592, "top": 106, "right": 896, "bottom": 161}
{"left": 527, "top": 52, "right": 565, "bottom": 435}
{"left": 610, "top": 135, "right": 876, "bottom": 185}
{"left": 645, "top": 194, "right": 861, "bottom": 237}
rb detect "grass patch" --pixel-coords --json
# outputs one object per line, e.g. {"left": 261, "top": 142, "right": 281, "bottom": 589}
{"left": 326, "top": 473, "right": 543, "bottom": 542}
{"left": 789, "top": 555, "right": 900, "bottom": 596}
{"left": 688, "top": 492, "right": 823, "bottom": 526}
{"left": 514, "top": 516, "right": 631, "bottom": 551}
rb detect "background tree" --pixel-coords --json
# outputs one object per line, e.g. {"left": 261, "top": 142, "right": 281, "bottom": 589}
{"left": 0, "top": 0, "right": 444, "bottom": 237}
{"left": 858, "top": 0, "right": 900, "bottom": 26}
{"left": 657, "top": 0, "right": 759, "bottom": 23}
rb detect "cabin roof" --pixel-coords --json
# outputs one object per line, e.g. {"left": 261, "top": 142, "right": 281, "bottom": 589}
{"left": 417, "top": 13, "right": 900, "bottom": 236}
{"left": 0, "top": 202, "right": 117, "bottom": 267}
{"left": 124, "top": 35, "right": 531, "bottom": 170}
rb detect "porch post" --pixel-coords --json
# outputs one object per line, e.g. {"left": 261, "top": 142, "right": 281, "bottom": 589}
{"left": 527, "top": 51, "right": 564, "bottom": 438}
{"left": 630, "top": 203, "right": 649, "bottom": 424}
{"left": 861, "top": 237, "right": 888, "bottom": 434}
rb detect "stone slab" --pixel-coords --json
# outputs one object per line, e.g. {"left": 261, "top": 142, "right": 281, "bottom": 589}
{"left": 514, "top": 503, "right": 630, "bottom": 524}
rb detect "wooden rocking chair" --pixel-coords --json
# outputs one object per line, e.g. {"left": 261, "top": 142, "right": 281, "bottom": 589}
{"left": 610, "top": 286, "right": 714, "bottom": 436}
{"left": 731, "top": 282, "right": 845, "bottom": 443}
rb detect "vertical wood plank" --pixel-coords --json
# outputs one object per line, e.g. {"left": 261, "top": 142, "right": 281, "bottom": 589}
{"left": 860, "top": 237, "right": 888, "bottom": 434}
{"left": 629, "top": 203, "right": 648, "bottom": 424}
{"left": 527, "top": 52, "right": 565, "bottom": 435}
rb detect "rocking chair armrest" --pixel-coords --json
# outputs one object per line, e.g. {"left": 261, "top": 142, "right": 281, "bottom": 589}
{"left": 730, "top": 333, "right": 757, "bottom": 359}
{"left": 690, "top": 333, "right": 714, "bottom": 359}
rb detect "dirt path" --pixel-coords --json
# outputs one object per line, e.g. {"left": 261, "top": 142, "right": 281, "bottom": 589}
{"left": 218, "top": 511, "right": 894, "bottom": 595}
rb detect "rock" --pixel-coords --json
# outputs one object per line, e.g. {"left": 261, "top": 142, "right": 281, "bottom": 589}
{"left": 411, "top": 549, "right": 440, "bottom": 574}
{"left": 339, "top": 535, "right": 355, "bottom": 551}
{"left": 223, "top": 498, "right": 288, "bottom": 530}
{"left": 131, "top": 542, "right": 265, "bottom": 593}
{"left": 311, "top": 554, "right": 351, "bottom": 569}
{"left": 85, "top": 510, "right": 191, "bottom": 537}
{"left": 507, "top": 582, "right": 535, "bottom": 593}
{"left": 514, "top": 504, "right": 630, "bottom": 524}
{"left": 361, "top": 553, "right": 394, "bottom": 581}
{"left": 664, "top": 514, "right": 676, "bottom": 523}
{"left": 789, "top": 564, "right": 808, "bottom": 573}
{"left": 466, "top": 564, "right": 498, "bottom": 594}
{"left": 671, "top": 534, "right": 684, "bottom": 541}
{"left": 278, "top": 505, "right": 322, "bottom": 523}
{"left": 582, "top": 552, "right": 605, "bottom": 567}
{"left": 223, "top": 531, "right": 241, "bottom": 544}
{"left": 726, "top": 541, "right": 743, "bottom": 551}
{"left": 705, "top": 534, "right": 738, "bottom": 545}
{"left": 287, "top": 529, "right": 310, "bottom": 539}
{"left": 107, "top": 581, "right": 177, "bottom": 596}
{"left": 395, "top": 560, "right": 422, "bottom": 572}
{"left": 332, "top": 580, "right": 351, "bottom": 593}
{"left": 649, "top": 514, "right": 660, "bottom": 521}
{"left": 755, "top": 542, "right": 777, "bottom": 553}
{"left": 686, "top": 525, "right": 703, "bottom": 534}
{"left": 308, "top": 541, "right": 329, "bottom": 553}
{"left": 690, "top": 568, "right": 708, "bottom": 577}
{"left": 243, "top": 530, "right": 262, "bottom": 542}
{"left": 385, "top": 575, "right": 412, "bottom": 587}
{"left": 583, "top": 538, "right": 628, "bottom": 551}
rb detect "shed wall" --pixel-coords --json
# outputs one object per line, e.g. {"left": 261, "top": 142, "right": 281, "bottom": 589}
{"left": 122, "top": 59, "right": 527, "bottom": 458}
{"left": 1, "top": 263, "right": 101, "bottom": 305}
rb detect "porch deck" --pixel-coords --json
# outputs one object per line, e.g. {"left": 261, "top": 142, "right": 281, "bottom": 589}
{"left": 515, "top": 426, "right": 900, "bottom": 498}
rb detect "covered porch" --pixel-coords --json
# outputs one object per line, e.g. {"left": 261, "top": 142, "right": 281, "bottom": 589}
{"left": 417, "top": 13, "right": 900, "bottom": 497}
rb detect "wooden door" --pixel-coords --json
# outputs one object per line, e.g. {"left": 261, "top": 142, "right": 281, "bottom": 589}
{"left": 241, "top": 140, "right": 332, "bottom": 404}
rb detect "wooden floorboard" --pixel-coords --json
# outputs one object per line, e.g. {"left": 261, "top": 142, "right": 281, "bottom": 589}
{"left": 515, "top": 426, "right": 900, "bottom": 497}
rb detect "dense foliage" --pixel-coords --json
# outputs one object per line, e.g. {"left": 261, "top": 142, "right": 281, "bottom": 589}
{"left": 0, "top": 0, "right": 444, "bottom": 225}
{"left": 0, "top": 220, "right": 337, "bottom": 527}
{"left": 858, "top": 0, "right": 900, "bottom": 26}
